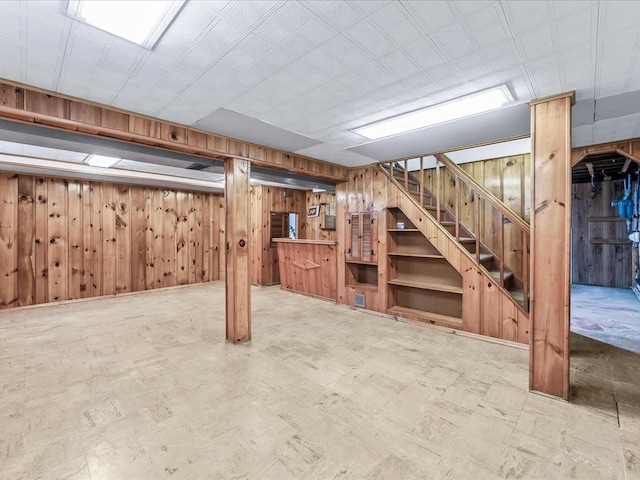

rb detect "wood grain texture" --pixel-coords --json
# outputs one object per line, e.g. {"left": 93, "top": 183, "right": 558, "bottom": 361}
{"left": 572, "top": 180, "right": 633, "bottom": 288}
{"left": 0, "top": 172, "right": 223, "bottom": 310}
{"left": 529, "top": 93, "right": 573, "bottom": 400}
{"left": 275, "top": 240, "right": 337, "bottom": 301}
{"left": 225, "top": 158, "right": 251, "bottom": 343}
{"left": 0, "top": 80, "right": 349, "bottom": 182}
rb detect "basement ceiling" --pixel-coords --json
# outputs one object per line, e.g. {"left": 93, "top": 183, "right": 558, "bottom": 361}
{"left": 1, "top": 1, "right": 640, "bottom": 166}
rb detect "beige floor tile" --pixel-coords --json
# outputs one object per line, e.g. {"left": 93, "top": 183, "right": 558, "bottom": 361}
{"left": 0, "top": 283, "right": 638, "bottom": 480}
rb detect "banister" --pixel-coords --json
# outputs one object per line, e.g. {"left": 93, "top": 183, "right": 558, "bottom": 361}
{"left": 434, "top": 153, "right": 530, "bottom": 234}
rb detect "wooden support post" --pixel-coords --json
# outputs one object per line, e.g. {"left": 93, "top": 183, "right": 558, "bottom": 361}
{"left": 225, "top": 157, "right": 251, "bottom": 343}
{"left": 403, "top": 159, "right": 409, "bottom": 192}
{"left": 498, "top": 212, "right": 504, "bottom": 286}
{"left": 529, "top": 91, "right": 574, "bottom": 400}
{"left": 522, "top": 229, "right": 529, "bottom": 312}
{"left": 474, "top": 191, "right": 480, "bottom": 262}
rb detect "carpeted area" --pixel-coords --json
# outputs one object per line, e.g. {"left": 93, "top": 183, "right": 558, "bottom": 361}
{"left": 571, "top": 283, "right": 640, "bottom": 354}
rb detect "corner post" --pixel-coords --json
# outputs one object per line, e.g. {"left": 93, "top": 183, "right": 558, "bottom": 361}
{"left": 529, "top": 91, "right": 575, "bottom": 400}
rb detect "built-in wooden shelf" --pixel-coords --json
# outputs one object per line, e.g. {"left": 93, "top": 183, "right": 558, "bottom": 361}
{"left": 590, "top": 238, "right": 631, "bottom": 245}
{"left": 345, "top": 259, "right": 378, "bottom": 266}
{"left": 346, "top": 283, "right": 378, "bottom": 291}
{"left": 387, "top": 305, "right": 462, "bottom": 328}
{"left": 588, "top": 216, "right": 626, "bottom": 222}
{"left": 388, "top": 278, "right": 463, "bottom": 294}
{"left": 388, "top": 252, "right": 444, "bottom": 259}
{"left": 387, "top": 228, "right": 420, "bottom": 232}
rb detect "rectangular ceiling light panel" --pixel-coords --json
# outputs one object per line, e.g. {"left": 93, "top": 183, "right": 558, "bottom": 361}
{"left": 67, "top": 0, "right": 185, "bottom": 48}
{"left": 353, "top": 85, "right": 513, "bottom": 140}
{"left": 85, "top": 154, "right": 120, "bottom": 168}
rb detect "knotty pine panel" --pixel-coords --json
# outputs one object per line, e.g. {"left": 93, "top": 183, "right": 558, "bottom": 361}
{"left": 0, "top": 171, "right": 223, "bottom": 310}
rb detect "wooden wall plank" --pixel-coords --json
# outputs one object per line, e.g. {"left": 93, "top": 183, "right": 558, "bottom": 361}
{"left": 130, "top": 187, "right": 146, "bottom": 293}
{"left": 102, "top": 183, "right": 116, "bottom": 295}
{"left": 47, "top": 178, "right": 68, "bottom": 302}
{"left": 34, "top": 177, "right": 48, "bottom": 304}
{"left": 68, "top": 181, "right": 83, "bottom": 299}
{"left": 91, "top": 183, "right": 103, "bottom": 296}
{"left": 188, "top": 192, "right": 198, "bottom": 284}
{"left": 0, "top": 174, "right": 18, "bottom": 308}
{"left": 152, "top": 188, "right": 166, "bottom": 288}
{"left": 176, "top": 191, "right": 189, "bottom": 286}
{"left": 17, "top": 176, "right": 35, "bottom": 306}
{"left": 115, "top": 185, "right": 131, "bottom": 293}
{"left": 163, "top": 190, "right": 177, "bottom": 287}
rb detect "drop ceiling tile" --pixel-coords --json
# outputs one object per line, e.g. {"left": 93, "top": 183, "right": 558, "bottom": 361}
{"left": 451, "top": 52, "right": 491, "bottom": 80}
{"left": 134, "top": 62, "right": 172, "bottom": 86}
{"left": 151, "top": 36, "right": 192, "bottom": 67}
{"left": 344, "top": 21, "right": 396, "bottom": 57}
{"left": 368, "top": 2, "right": 409, "bottom": 30}
{"left": 294, "top": 142, "right": 375, "bottom": 167}
{"left": 481, "top": 39, "right": 522, "bottom": 72}
{"left": 169, "top": 3, "right": 219, "bottom": 43}
{"left": 405, "top": 1, "right": 458, "bottom": 32}
{"left": 453, "top": 0, "right": 494, "bottom": 16}
{"left": 68, "top": 33, "right": 108, "bottom": 66}
{"left": 224, "top": 1, "right": 282, "bottom": 28}
{"left": 517, "top": 25, "right": 555, "bottom": 61}
{"left": 198, "top": 18, "right": 247, "bottom": 50}
{"left": 428, "top": 63, "right": 463, "bottom": 89}
{"left": 554, "top": 7, "right": 595, "bottom": 50}
{"left": 274, "top": 1, "right": 315, "bottom": 29}
{"left": 257, "top": 19, "right": 295, "bottom": 43}
{"left": 311, "top": 1, "right": 366, "bottom": 30}
{"left": 600, "top": 1, "right": 640, "bottom": 36}
{"left": 278, "top": 33, "right": 321, "bottom": 56}
{"left": 27, "top": 49, "right": 59, "bottom": 73}
{"left": 432, "top": 22, "right": 476, "bottom": 59}
{"left": 387, "top": 20, "right": 423, "bottom": 47}
{"left": 463, "top": 3, "right": 510, "bottom": 48}
{"left": 298, "top": 18, "right": 336, "bottom": 44}
{"left": 504, "top": 1, "right": 552, "bottom": 34}
{"left": 301, "top": 48, "right": 350, "bottom": 77}
{"left": 0, "top": 5, "right": 20, "bottom": 40}
{"left": 402, "top": 38, "right": 445, "bottom": 69}
{"left": 377, "top": 50, "right": 420, "bottom": 79}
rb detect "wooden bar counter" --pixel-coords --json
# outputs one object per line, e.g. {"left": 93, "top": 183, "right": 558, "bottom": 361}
{"left": 273, "top": 239, "right": 337, "bottom": 301}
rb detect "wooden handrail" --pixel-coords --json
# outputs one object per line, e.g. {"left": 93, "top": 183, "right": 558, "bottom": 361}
{"left": 434, "top": 153, "right": 530, "bottom": 234}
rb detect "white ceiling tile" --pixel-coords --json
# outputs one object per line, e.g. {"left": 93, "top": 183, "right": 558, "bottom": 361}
{"left": 600, "top": 1, "right": 640, "bottom": 36}
{"left": 402, "top": 38, "right": 445, "bottom": 69}
{"left": 368, "top": 3, "right": 408, "bottom": 30}
{"left": 452, "top": 52, "right": 491, "bottom": 80}
{"left": 504, "top": 1, "right": 552, "bottom": 34}
{"left": 517, "top": 25, "right": 555, "bottom": 61}
{"left": 301, "top": 48, "right": 350, "bottom": 77}
{"left": 68, "top": 33, "right": 108, "bottom": 66}
{"left": 481, "top": 39, "right": 522, "bottom": 72}
{"left": 311, "top": 1, "right": 366, "bottom": 30}
{"left": 387, "top": 20, "right": 423, "bottom": 47}
{"left": 405, "top": 1, "right": 459, "bottom": 32}
{"left": 168, "top": 3, "right": 219, "bottom": 43}
{"left": 350, "top": 1, "right": 390, "bottom": 15}
{"left": 344, "top": 21, "right": 396, "bottom": 56}
{"left": 298, "top": 18, "right": 336, "bottom": 44}
{"left": 453, "top": 0, "right": 495, "bottom": 16}
{"left": 463, "top": 3, "right": 510, "bottom": 48}
{"left": 199, "top": 18, "right": 247, "bottom": 50}
{"left": 377, "top": 51, "right": 420, "bottom": 79}
{"left": 224, "top": 1, "right": 282, "bottom": 27}
{"left": 432, "top": 22, "right": 476, "bottom": 59}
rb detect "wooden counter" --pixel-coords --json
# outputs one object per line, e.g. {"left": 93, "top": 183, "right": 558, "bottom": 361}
{"left": 274, "top": 239, "right": 337, "bottom": 301}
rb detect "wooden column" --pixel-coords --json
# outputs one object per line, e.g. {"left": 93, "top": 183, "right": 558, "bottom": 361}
{"left": 225, "top": 157, "right": 251, "bottom": 343}
{"left": 529, "top": 92, "right": 574, "bottom": 400}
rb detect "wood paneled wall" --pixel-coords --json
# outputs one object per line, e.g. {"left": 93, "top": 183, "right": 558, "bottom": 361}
{"left": 423, "top": 154, "right": 530, "bottom": 281}
{"left": 336, "top": 166, "right": 389, "bottom": 312}
{"left": 572, "top": 180, "right": 633, "bottom": 288}
{"left": 305, "top": 192, "right": 338, "bottom": 242}
{"left": 250, "top": 185, "right": 308, "bottom": 286}
{"left": 0, "top": 171, "right": 224, "bottom": 309}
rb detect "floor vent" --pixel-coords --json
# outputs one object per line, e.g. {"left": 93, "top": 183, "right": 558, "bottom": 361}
{"left": 354, "top": 293, "right": 365, "bottom": 308}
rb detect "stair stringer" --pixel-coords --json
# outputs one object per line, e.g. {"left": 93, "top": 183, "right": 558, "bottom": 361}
{"left": 386, "top": 171, "right": 530, "bottom": 345}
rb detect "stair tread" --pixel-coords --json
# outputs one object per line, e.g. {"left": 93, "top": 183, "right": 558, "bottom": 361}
{"left": 510, "top": 290, "right": 525, "bottom": 302}
{"left": 490, "top": 270, "right": 513, "bottom": 281}
{"left": 387, "top": 306, "right": 462, "bottom": 327}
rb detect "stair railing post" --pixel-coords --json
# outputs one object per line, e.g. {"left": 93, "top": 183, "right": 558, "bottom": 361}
{"left": 522, "top": 229, "right": 529, "bottom": 312}
{"left": 499, "top": 211, "right": 505, "bottom": 287}
{"left": 474, "top": 191, "right": 480, "bottom": 262}
{"left": 436, "top": 160, "right": 441, "bottom": 223}
{"left": 419, "top": 156, "right": 424, "bottom": 207}
{"left": 455, "top": 174, "right": 460, "bottom": 241}
{"left": 403, "top": 159, "right": 409, "bottom": 192}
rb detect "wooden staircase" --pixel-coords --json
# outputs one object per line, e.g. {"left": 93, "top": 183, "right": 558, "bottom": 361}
{"left": 381, "top": 160, "right": 528, "bottom": 310}
{"left": 378, "top": 154, "right": 530, "bottom": 345}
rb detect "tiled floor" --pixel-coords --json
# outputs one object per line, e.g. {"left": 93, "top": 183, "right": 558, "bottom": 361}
{"left": 572, "top": 283, "right": 640, "bottom": 354}
{"left": 0, "top": 283, "right": 639, "bottom": 479}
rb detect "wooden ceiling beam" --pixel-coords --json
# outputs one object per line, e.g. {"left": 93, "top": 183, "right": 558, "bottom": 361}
{"left": 0, "top": 81, "right": 349, "bottom": 182}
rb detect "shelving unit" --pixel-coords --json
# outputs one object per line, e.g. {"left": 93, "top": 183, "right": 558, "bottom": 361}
{"left": 386, "top": 208, "right": 463, "bottom": 327}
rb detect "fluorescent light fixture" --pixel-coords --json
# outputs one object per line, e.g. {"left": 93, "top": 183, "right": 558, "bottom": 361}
{"left": 67, "top": 0, "right": 185, "bottom": 48}
{"left": 85, "top": 155, "right": 120, "bottom": 168}
{"left": 353, "top": 85, "right": 513, "bottom": 140}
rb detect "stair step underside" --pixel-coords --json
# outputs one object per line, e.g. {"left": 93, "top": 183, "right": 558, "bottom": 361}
{"left": 510, "top": 290, "right": 525, "bottom": 302}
